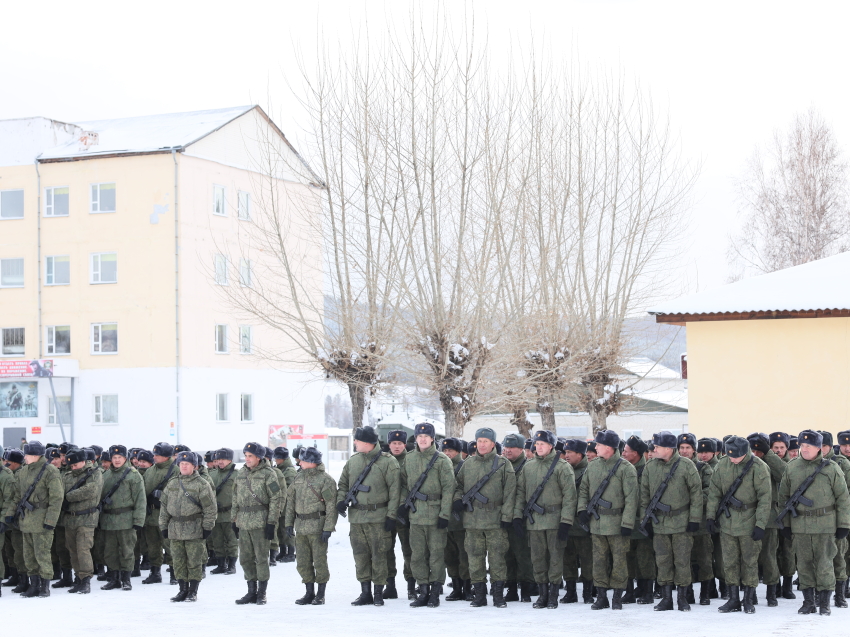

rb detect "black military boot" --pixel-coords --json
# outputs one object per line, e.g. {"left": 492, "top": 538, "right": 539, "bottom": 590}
{"left": 235, "top": 580, "right": 258, "bottom": 605}
{"left": 101, "top": 570, "right": 121, "bottom": 591}
{"left": 256, "top": 580, "right": 268, "bottom": 605}
{"left": 38, "top": 576, "right": 50, "bottom": 597}
{"left": 490, "top": 581, "right": 505, "bottom": 608}
{"left": 76, "top": 577, "right": 91, "bottom": 595}
{"left": 699, "top": 580, "right": 711, "bottom": 605}
{"left": 504, "top": 580, "right": 519, "bottom": 602}
{"left": 766, "top": 583, "right": 779, "bottom": 607}
{"left": 742, "top": 586, "right": 756, "bottom": 614}
{"left": 560, "top": 579, "right": 577, "bottom": 603}
{"left": 169, "top": 567, "right": 177, "bottom": 585}
{"left": 139, "top": 554, "right": 151, "bottom": 570}
{"left": 13, "top": 573, "right": 30, "bottom": 593}
{"left": 835, "top": 581, "right": 848, "bottom": 608}
{"left": 312, "top": 583, "right": 326, "bottom": 605}
{"left": 781, "top": 576, "right": 796, "bottom": 599}
{"left": 637, "top": 579, "right": 654, "bottom": 604}
{"left": 171, "top": 580, "right": 189, "bottom": 602}
{"left": 428, "top": 582, "right": 443, "bottom": 608}
{"left": 532, "top": 582, "right": 549, "bottom": 609}
{"left": 621, "top": 578, "right": 635, "bottom": 604}
{"left": 686, "top": 584, "right": 695, "bottom": 604}
{"left": 207, "top": 550, "right": 217, "bottom": 566}
{"left": 592, "top": 588, "right": 610, "bottom": 610}
{"left": 142, "top": 564, "right": 162, "bottom": 584}
{"left": 296, "top": 582, "right": 316, "bottom": 605}
{"left": 269, "top": 549, "right": 278, "bottom": 566}
{"left": 406, "top": 577, "right": 417, "bottom": 601}
{"left": 677, "top": 585, "right": 691, "bottom": 611}
{"left": 718, "top": 585, "right": 741, "bottom": 613}
{"left": 709, "top": 578, "right": 719, "bottom": 599}
{"left": 464, "top": 579, "right": 474, "bottom": 601}
{"left": 287, "top": 544, "right": 297, "bottom": 563}
{"left": 520, "top": 581, "right": 533, "bottom": 602}
{"left": 446, "top": 577, "right": 464, "bottom": 601}
{"left": 719, "top": 578, "right": 728, "bottom": 599}
{"left": 2, "top": 567, "right": 19, "bottom": 587}
{"left": 131, "top": 557, "right": 141, "bottom": 578}
{"left": 470, "top": 582, "right": 487, "bottom": 607}
{"left": 654, "top": 584, "right": 673, "bottom": 611}
{"left": 225, "top": 556, "right": 237, "bottom": 575}
{"left": 95, "top": 564, "right": 107, "bottom": 581}
{"left": 384, "top": 577, "right": 398, "bottom": 599}
{"left": 582, "top": 579, "right": 594, "bottom": 603}
{"left": 52, "top": 562, "right": 61, "bottom": 580}
{"left": 51, "top": 567, "right": 72, "bottom": 589}
{"left": 818, "top": 590, "right": 831, "bottom": 616}
{"left": 612, "top": 588, "right": 624, "bottom": 610}
{"left": 546, "top": 582, "right": 559, "bottom": 609}
{"left": 798, "top": 587, "right": 816, "bottom": 614}
{"left": 373, "top": 584, "right": 385, "bottom": 606}
{"left": 210, "top": 558, "right": 226, "bottom": 575}
{"left": 751, "top": 588, "right": 758, "bottom": 604}
{"left": 654, "top": 580, "right": 662, "bottom": 599}
{"left": 21, "top": 575, "right": 40, "bottom": 597}
{"left": 186, "top": 580, "right": 199, "bottom": 602}
{"left": 410, "top": 582, "right": 430, "bottom": 607}
{"left": 120, "top": 570, "right": 132, "bottom": 590}
{"left": 352, "top": 580, "right": 374, "bottom": 606}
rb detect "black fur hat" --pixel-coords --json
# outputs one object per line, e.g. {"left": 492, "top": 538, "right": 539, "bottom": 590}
{"left": 301, "top": 447, "right": 322, "bottom": 464}
{"left": 798, "top": 430, "right": 822, "bottom": 447}
{"left": 46, "top": 447, "right": 61, "bottom": 461}
{"left": 23, "top": 440, "right": 45, "bottom": 456}
{"left": 677, "top": 433, "right": 697, "bottom": 450}
{"left": 138, "top": 450, "right": 154, "bottom": 464}
{"left": 108, "top": 445, "right": 128, "bottom": 458}
{"left": 725, "top": 436, "right": 749, "bottom": 459}
{"left": 819, "top": 431, "right": 834, "bottom": 448}
{"left": 354, "top": 426, "right": 379, "bottom": 445}
{"left": 215, "top": 447, "right": 234, "bottom": 461}
{"left": 587, "top": 441, "right": 597, "bottom": 453}
{"left": 174, "top": 444, "right": 191, "bottom": 454}
{"left": 4, "top": 448, "right": 24, "bottom": 464}
{"left": 414, "top": 423, "right": 436, "bottom": 439}
{"left": 468, "top": 441, "right": 478, "bottom": 455}
{"left": 293, "top": 445, "right": 304, "bottom": 461}
{"left": 838, "top": 431, "right": 850, "bottom": 446}
{"left": 697, "top": 438, "right": 717, "bottom": 454}
{"left": 65, "top": 447, "right": 87, "bottom": 465}
{"left": 625, "top": 435, "right": 647, "bottom": 456}
{"left": 496, "top": 441, "right": 504, "bottom": 455}
{"left": 273, "top": 446, "right": 290, "bottom": 460}
{"left": 595, "top": 430, "right": 620, "bottom": 449}
{"left": 387, "top": 430, "right": 407, "bottom": 444}
{"left": 153, "top": 442, "right": 174, "bottom": 457}
{"left": 442, "top": 437, "right": 463, "bottom": 453}
{"left": 59, "top": 442, "right": 75, "bottom": 455}
{"left": 789, "top": 436, "right": 799, "bottom": 450}
{"left": 523, "top": 438, "right": 533, "bottom": 450}
{"left": 84, "top": 448, "right": 96, "bottom": 462}
{"left": 100, "top": 451, "right": 111, "bottom": 463}
{"left": 533, "top": 430, "right": 556, "bottom": 447}
{"left": 746, "top": 433, "right": 770, "bottom": 454}
{"left": 204, "top": 450, "right": 214, "bottom": 463}
{"left": 565, "top": 439, "right": 587, "bottom": 455}
{"left": 90, "top": 444, "right": 103, "bottom": 458}
{"left": 243, "top": 442, "right": 265, "bottom": 457}
{"left": 264, "top": 446, "right": 274, "bottom": 459}
{"left": 175, "top": 450, "right": 195, "bottom": 465}
{"left": 502, "top": 433, "right": 525, "bottom": 449}
{"left": 769, "top": 432, "right": 790, "bottom": 447}
{"left": 652, "top": 431, "right": 677, "bottom": 449}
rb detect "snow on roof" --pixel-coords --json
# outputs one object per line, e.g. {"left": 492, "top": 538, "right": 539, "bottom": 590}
{"left": 618, "top": 357, "right": 681, "bottom": 379}
{"left": 37, "top": 106, "right": 254, "bottom": 160}
{"left": 648, "top": 252, "right": 850, "bottom": 316}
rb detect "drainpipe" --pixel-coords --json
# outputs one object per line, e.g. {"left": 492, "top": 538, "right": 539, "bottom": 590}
{"left": 173, "top": 149, "right": 180, "bottom": 443}
{"left": 35, "top": 159, "right": 42, "bottom": 358}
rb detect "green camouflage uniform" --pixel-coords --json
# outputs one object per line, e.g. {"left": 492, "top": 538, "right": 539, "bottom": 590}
{"left": 505, "top": 454, "right": 533, "bottom": 585}
{"left": 51, "top": 466, "right": 72, "bottom": 572}
{"left": 0, "top": 465, "right": 18, "bottom": 579}
{"left": 99, "top": 463, "right": 146, "bottom": 572}
{"left": 15, "top": 457, "right": 64, "bottom": 579}
{"left": 577, "top": 451, "right": 638, "bottom": 591}
{"left": 268, "top": 464, "right": 286, "bottom": 552}
{"left": 284, "top": 462, "right": 338, "bottom": 584}
{"left": 211, "top": 460, "right": 238, "bottom": 558}
{"left": 232, "top": 458, "right": 285, "bottom": 582}
{"left": 825, "top": 450, "right": 850, "bottom": 586}
{"left": 757, "top": 449, "right": 786, "bottom": 587}
{"left": 454, "top": 449, "right": 516, "bottom": 584}
{"left": 61, "top": 461, "right": 103, "bottom": 579}
{"left": 689, "top": 459, "right": 715, "bottom": 582}
{"left": 565, "top": 456, "right": 594, "bottom": 585}
{"left": 387, "top": 449, "right": 413, "bottom": 582}
{"left": 445, "top": 453, "right": 469, "bottom": 581}
{"left": 627, "top": 456, "right": 655, "bottom": 580}
{"left": 275, "top": 458, "right": 298, "bottom": 553}
{"left": 143, "top": 459, "right": 176, "bottom": 568}
{"left": 159, "top": 470, "right": 217, "bottom": 581}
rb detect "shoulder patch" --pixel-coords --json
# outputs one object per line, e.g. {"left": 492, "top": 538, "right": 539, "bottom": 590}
{"left": 269, "top": 481, "right": 280, "bottom": 493}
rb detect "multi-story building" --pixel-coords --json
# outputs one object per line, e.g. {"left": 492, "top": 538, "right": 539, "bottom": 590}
{"left": 0, "top": 106, "right": 325, "bottom": 450}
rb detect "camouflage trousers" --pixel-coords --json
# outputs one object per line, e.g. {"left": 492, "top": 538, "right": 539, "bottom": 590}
{"left": 270, "top": 522, "right": 280, "bottom": 551}
{"left": 564, "top": 535, "right": 593, "bottom": 582}
{"left": 144, "top": 524, "right": 168, "bottom": 567}
{"left": 627, "top": 537, "right": 656, "bottom": 580}
{"left": 794, "top": 533, "right": 837, "bottom": 591}
{"left": 529, "top": 529, "right": 567, "bottom": 584}
{"left": 653, "top": 533, "right": 694, "bottom": 587}
{"left": 51, "top": 525, "right": 72, "bottom": 568}
{"left": 23, "top": 530, "right": 54, "bottom": 579}
{"left": 712, "top": 533, "right": 724, "bottom": 581}
{"left": 690, "top": 533, "right": 714, "bottom": 581}
{"left": 506, "top": 526, "right": 533, "bottom": 583}
{"left": 778, "top": 533, "right": 795, "bottom": 577}
{"left": 445, "top": 530, "right": 470, "bottom": 580}
{"left": 720, "top": 532, "right": 760, "bottom": 587}
{"left": 0, "top": 530, "right": 4, "bottom": 579}
{"left": 135, "top": 524, "right": 147, "bottom": 562}
{"left": 211, "top": 521, "right": 239, "bottom": 558}
{"left": 387, "top": 525, "right": 412, "bottom": 581}
{"left": 296, "top": 533, "right": 330, "bottom": 584}
{"left": 65, "top": 526, "right": 95, "bottom": 579}
{"left": 592, "top": 534, "right": 630, "bottom": 590}
{"left": 350, "top": 522, "right": 390, "bottom": 585}
{"left": 103, "top": 528, "right": 136, "bottom": 571}
{"left": 239, "top": 527, "right": 271, "bottom": 582}
{"left": 171, "top": 538, "right": 206, "bottom": 582}
{"left": 277, "top": 514, "right": 295, "bottom": 551}
{"left": 410, "top": 524, "right": 447, "bottom": 584}
{"left": 834, "top": 537, "right": 848, "bottom": 582}
{"left": 466, "top": 528, "right": 508, "bottom": 584}
{"left": 757, "top": 527, "right": 780, "bottom": 585}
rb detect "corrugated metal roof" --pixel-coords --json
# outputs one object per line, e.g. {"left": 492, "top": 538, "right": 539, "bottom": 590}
{"left": 648, "top": 251, "right": 850, "bottom": 316}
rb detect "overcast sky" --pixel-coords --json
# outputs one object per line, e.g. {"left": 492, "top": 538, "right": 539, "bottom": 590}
{"left": 4, "top": 0, "right": 849, "bottom": 297}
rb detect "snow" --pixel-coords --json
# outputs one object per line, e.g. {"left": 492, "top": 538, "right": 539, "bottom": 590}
{"left": 648, "top": 251, "right": 850, "bottom": 316}
{"left": 619, "top": 357, "right": 682, "bottom": 380}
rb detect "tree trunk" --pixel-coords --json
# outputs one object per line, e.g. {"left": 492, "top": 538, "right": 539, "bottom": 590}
{"left": 588, "top": 381, "right": 608, "bottom": 435}
{"left": 441, "top": 396, "right": 467, "bottom": 438}
{"left": 537, "top": 390, "right": 557, "bottom": 433}
{"left": 348, "top": 383, "right": 367, "bottom": 432}
{"left": 510, "top": 407, "right": 534, "bottom": 439}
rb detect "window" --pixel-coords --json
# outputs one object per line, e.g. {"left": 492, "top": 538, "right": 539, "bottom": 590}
{"left": 46, "top": 325, "right": 71, "bottom": 354}
{"left": 45, "top": 255, "right": 70, "bottom": 285}
{"left": 92, "top": 322, "right": 118, "bottom": 354}
{"left": 94, "top": 394, "right": 118, "bottom": 424}
{"left": 90, "top": 252, "right": 117, "bottom": 284}
{"left": 237, "top": 191, "right": 250, "bottom": 219}
{"left": 90, "top": 183, "right": 116, "bottom": 213}
{"left": 214, "top": 254, "right": 228, "bottom": 285}
{"left": 48, "top": 396, "right": 72, "bottom": 425}
{"left": 241, "top": 394, "right": 253, "bottom": 422}
{"left": 213, "top": 185, "right": 226, "bottom": 216}
{"left": 0, "top": 189, "right": 24, "bottom": 219}
{"left": 0, "top": 258, "right": 24, "bottom": 287}
{"left": 1, "top": 328, "right": 24, "bottom": 356}
{"left": 239, "top": 258, "right": 252, "bottom": 287}
{"left": 216, "top": 393, "right": 229, "bottom": 421}
{"left": 45, "top": 187, "right": 69, "bottom": 217}
{"left": 215, "top": 324, "right": 228, "bottom": 353}
{"left": 239, "top": 326, "right": 252, "bottom": 354}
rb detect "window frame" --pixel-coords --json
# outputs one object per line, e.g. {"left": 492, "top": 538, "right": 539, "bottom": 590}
{"left": 0, "top": 258, "right": 24, "bottom": 288}
{"left": 0, "top": 189, "right": 25, "bottom": 220}
{"left": 0, "top": 327, "right": 25, "bottom": 357}
{"left": 215, "top": 324, "right": 228, "bottom": 354}
{"left": 213, "top": 185, "right": 226, "bottom": 216}
{"left": 239, "top": 325, "right": 252, "bottom": 354}
{"left": 216, "top": 393, "right": 229, "bottom": 422}
{"left": 45, "top": 255, "right": 70, "bottom": 286}
{"left": 240, "top": 393, "right": 254, "bottom": 422}
{"left": 214, "top": 254, "right": 228, "bottom": 286}
{"left": 239, "top": 258, "right": 252, "bottom": 287}
{"left": 93, "top": 394, "right": 119, "bottom": 425}
{"left": 237, "top": 190, "right": 250, "bottom": 220}
{"left": 48, "top": 395, "right": 72, "bottom": 425}
{"left": 90, "top": 252, "right": 117, "bottom": 284}
{"left": 90, "top": 182, "right": 116, "bottom": 214}
{"left": 91, "top": 322, "right": 118, "bottom": 355}
{"left": 44, "top": 186, "right": 70, "bottom": 217}
{"left": 46, "top": 325, "right": 71, "bottom": 355}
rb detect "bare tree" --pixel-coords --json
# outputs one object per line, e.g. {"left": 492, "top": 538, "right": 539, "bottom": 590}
{"left": 729, "top": 108, "right": 850, "bottom": 280}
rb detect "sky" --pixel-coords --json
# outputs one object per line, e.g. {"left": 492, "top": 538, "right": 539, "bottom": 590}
{"left": 3, "top": 0, "right": 849, "bottom": 296}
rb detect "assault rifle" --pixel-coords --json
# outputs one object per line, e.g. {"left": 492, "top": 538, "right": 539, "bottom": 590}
{"left": 639, "top": 459, "right": 681, "bottom": 534}
{"left": 715, "top": 456, "right": 755, "bottom": 519}
{"left": 454, "top": 455, "right": 502, "bottom": 521}
{"left": 579, "top": 458, "right": 623, "bottom": 532}
{"left": 339, "top": 451, "right": 382, "bottom": 517}
{"left": 13, "top": 461, "right": 49, "bottom": 522}
{"left": 522, "top": 453, "right": 562, "bottom": 525}
{"left": 399, "top": 452, "right": 440, "bottom": 522}
{"left": 776, "top": 458, "right": 831, "bottom": 529}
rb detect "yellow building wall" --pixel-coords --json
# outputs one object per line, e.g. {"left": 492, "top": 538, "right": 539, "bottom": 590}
{"left": 687, "top": 317, "right": 850, "bottom": 439}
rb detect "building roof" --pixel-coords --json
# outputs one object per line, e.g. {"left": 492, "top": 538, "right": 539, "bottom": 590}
{"left": 648, "top": 251, "right": 850, "bottom": 320}
{"left": 616, "top": 357, "right": 681, "bottom": 379}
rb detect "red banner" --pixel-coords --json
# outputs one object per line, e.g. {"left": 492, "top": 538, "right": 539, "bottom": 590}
{"left": 0, "top": 360, "right": 54, "bottom": 378}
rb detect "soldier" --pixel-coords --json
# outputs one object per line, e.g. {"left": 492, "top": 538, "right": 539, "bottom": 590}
{"left": 513, "top": 429, "right": 577, "bottom": 610}
{"left": 523, "top": 437, "right": 534, "bottom": 460}
{"left": 386, "top": 430, "right": 414, "bottom": 599}
{"left": 2, "top": 448, "right": 26, "bottom": 590}
{"left": 133, "top": 449, "right": 153, "bottom": 577}
{"left": 336, "top": 425, "right": 400, "bottom": 607}
{"left": 788, "top": 437, "right": 800, "bottom": 460}
{"left": 47, "top": 447, "right": 73, "bottom": 588}
{"left": 639, "top": 430, "right": 703, "bottom": 612}
{"left": 839, "top": 430, "right": 850, "bottom": 599}
{"left": 778, "top": 429, "right": 850, "bottom": 616}
{"left": 696, "top": 438, "right": 723, "bottom": 600}
{"left": 99, "top": 445, "right": 146, "bottom": 592}
{"left": 678, "top": 433, "right": 715, "bottom": 605}
{"left": 771, "top": 432, "right": 790, "bottom": 462}
{"left": 0, "top": 447, "right": 18, "bottom": 593}
{"left": 442, "top": 437, "right": 471, "bottom": 602}
{"left": 60, "top": 446, "right": 103, "bottom": 594}
{"left": 502, "top": 433, "right": 534, "bottom": 603}
{"left": 159, "top": 450, "right": 217, "bottom": 602}
{"left": 622, "top": 435, "right": 655, "bottom": 605}
{"left": 820, "top": 431, "right": 850, "bottom": 608}
{"left": 747, "top": 432, "right": 785, "bottom": 606}
{"left": 210, "top": 448, "right": 238, "bottom": 575}
{"left": 264, "top": 446, "right": 284, "bottom": 566}
{"left": 284, "top": 446, "right": 338, "bottom": 606}
{"left": 273, "top": 446, "right": 298, "bottom": 563}
{"left": 453, "top": 427, "right": 516, "bottom": 609}
{"left": 562, "top": 438, "right": 594, "bottom": 604}
{"left": 142, "top": 442, "right": 176, "bottom": 585}
{"left": 577, "top": 430, "right": 639, "bottom": 610}
{"left": 705, "top": 436, "right": 772, "bottom": 614}
{"left": 587, "top": 442, "right": 598, "bottom": 462}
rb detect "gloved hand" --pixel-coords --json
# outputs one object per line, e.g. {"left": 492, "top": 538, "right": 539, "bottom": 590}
{"left": 231, "top": 522, "right": 240, "bottom": 539}
{"left": 286, "top": 526, "right": 295, "bottom": 538}
{"left": 336, "top": 501, "right": 348, "bottom": 517}
{"left": 452, "top": 500, "right": 465, "bottom": 515}
{"left": 557, "top": 522, "right": 571, "bottom": 542}
{"left": 0, "top": 522, "right": 6, "bottom": 533}
{"left": 751, "top": 526, "right": 765, "bottom": 542}
{"left": 4, "top": 515, "right": 14, "bottom": 525}
{"left": 43, "top": 524, "right": 54, "bottom": 531}
{"left": 501, "top": 520, "right": 512, "bottom": 530}
{"left": 264, "top": 523, "right": 276, "bottom": 540}
{"left": 779, "top": 526, "right": 792, "bottom": 540}
{"left": 384, "top": 517, "right": 395, "bottom": 533}
{"left": 320, "top": 531, "right": 332, "bottom": 543}
{"left": 642, "top": 522, "right": 654, "bottom": 538}
{"left": 133, "top": 525, "right": 143, "bottom": 532}
{"left": 512, "top": 518, "right": 526, "bottom": 538}
{"left": 706, "top": 519, "right": 718, "bottom": 534}
{"left": 396, "top": 505, "right": 408, "bottom": 521}
{"left": 836, "top": 528, "right": 850, "bottom": 540}
{"left": 620, "top": 526, "right": 632, "bottom": 536}
{"left": 437, "top": 518, "right": 449, "bottom": 530}
{"left": 202, "top": 528, "right": 212, "bottom": 540}
{"left": 161, "top": 528, "right": 168, "bottom": 539}
{"left": 578, "top": 510, "right": 591, "bottom": 528}
{"left": 686, "top": 521, "right": 700, "bottom": 533}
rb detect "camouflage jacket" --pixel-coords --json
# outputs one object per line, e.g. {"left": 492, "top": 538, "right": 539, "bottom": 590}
{"left": 705, "top": 451, "right": 772, "bottom": 536}
{"left": 639, "top": 452, "right": 704, "bottom": 534}
{"left": 99, "top": 463, "right": 146, "bottom": 531}
{"left": 447, "top": 453, "right": 464, "bottom": 531}
{"left": 60, "top": 461, "right": 103, "bottom": 529}
{"left": 761, "top": 449, "right": 787, "bottom": 529}
{"left": 283, "top": 463, "right": 338, "bottom": 534}
{"left": 197, "top": 465, "right": 215, "bottom": 488}
{"left": 275, "top": 458, "right": 298, "bottom": 488}
{"left": 454, "top": 449, "right": 516, "bottom": 530}
{"left": 690, "top": 459, "right": 714, "bottom": 536}
{"left": 337, "top": 445, "right": 401, "bottom": 524}
{"left": 399, "top": 444, "right": 455, "bottom": 526}
{"left": 569, "top": 456, "right": 590, "bottom": 538}
{"left": 212, "top": 461, "right": 237, "bottom": 523}
{"left": 0, "top": 465, "right": 17, "bottom": 525}
{"left": 577, "top": 451, "right": 639, "bottom": 535}
{"left": 779, "top": 451, "right": 850, "bottom": 534}
{"left": 232, "top": 459, "right": 285, "bottom": 530}
{"left": 13, "top": 457, "right": 64, "bottom": 533}
{"left": 629, "top": 456, "right": 649, "bottom": 539}
{"left": 159, "top": 470, "right": 217, "bottom": 540}
{"left": 143, "top": 459, "right": 177, "bottom": 526}
{"left": 513, "top": 449, "right": 576, "bottom": 531}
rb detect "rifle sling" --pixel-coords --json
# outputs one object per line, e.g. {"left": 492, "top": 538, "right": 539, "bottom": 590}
{"left": 587, "top": 458, "right": 623, "bottom": 512}
{"left": 216, "top": 464, "right": 236, "bottom": 495}
{"left": 407, "top": 452, "right": 440, "bottom": 503}
{"left": 715, "top": 456, "right": 755, "bottom": 518}
{"left": 462, "top": 455, "right": 502, "bottom": 503}
{"left": 177, "top": 476, "right": 202, "bottom": 509}
{"left": 344, "top": 451, "right": 381, "bottom": 503}
{"left": 18, "top": 461, "right": 49, "bottom": 513}
{"left": 101, "top": 467, "right": 132, "bottom": 509}
{"left": 645, "top": 458, "right": 681, "bottom": 516}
